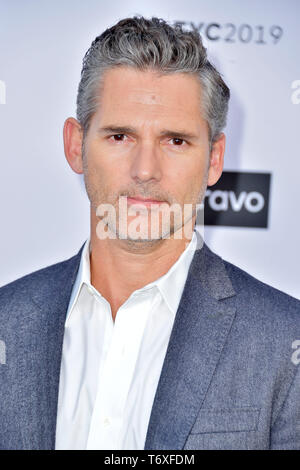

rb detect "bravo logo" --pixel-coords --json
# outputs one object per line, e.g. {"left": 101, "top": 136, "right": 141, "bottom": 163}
{"left": 204, "top": 171, "right": 271, "bottom": 228}
{"left": 205, "top": 190, "right": 264, "bottom": 213}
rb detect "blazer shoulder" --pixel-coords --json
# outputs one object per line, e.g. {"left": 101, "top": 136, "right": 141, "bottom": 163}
{"left": 222, "top": 255, "right": 300, "bottom": 320}
{"left": 0, "top": 245, "right": 83, "bottom": 310}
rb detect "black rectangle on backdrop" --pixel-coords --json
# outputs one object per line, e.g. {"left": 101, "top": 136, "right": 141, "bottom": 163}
{"left": 204, "top": 171, "right": 271, "bottom": 228}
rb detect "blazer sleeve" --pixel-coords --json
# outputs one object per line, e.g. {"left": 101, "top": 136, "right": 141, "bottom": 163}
{"left": 270, "top": 362, "right": 300, "bottom": 450}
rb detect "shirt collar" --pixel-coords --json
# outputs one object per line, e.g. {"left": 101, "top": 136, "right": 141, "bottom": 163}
{"left": 66, "top": 230, "right": 199, "bottom": 320}
{"left": 66, "top": 239, "right": 92, "bottom": 320}
{"left": 134, "top": 231, "right": 198, "bottom": 315}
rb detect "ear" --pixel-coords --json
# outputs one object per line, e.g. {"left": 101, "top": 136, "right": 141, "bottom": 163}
{"left": 207, "top": 133, "right": 225, "bottom": 186}
{"left": 63, "top": 117, "right": 84, "bottom": 174}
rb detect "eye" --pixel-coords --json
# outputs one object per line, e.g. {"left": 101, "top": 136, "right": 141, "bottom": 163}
{"left": 170, "top": 138, "right": 186, "bottom": 146}
{"left": 111, "top": 134, "right": 126, "bottom": 141}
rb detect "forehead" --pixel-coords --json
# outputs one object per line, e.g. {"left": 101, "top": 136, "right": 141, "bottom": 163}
{"left": 93, "top": 66, "right": 205, "bottom": 131}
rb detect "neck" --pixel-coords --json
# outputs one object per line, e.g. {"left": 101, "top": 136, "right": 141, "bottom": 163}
{"left": 89, "top": 211, "right": 195, "bottom": 320}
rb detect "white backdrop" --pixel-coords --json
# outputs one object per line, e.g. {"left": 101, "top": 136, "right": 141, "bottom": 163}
{"left": 0, "top": 0, "right": 299, "bottom": 299}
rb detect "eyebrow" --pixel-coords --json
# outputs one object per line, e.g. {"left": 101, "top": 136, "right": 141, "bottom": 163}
{"left": 98, "top": 126, "right": 199, "bottom": 141}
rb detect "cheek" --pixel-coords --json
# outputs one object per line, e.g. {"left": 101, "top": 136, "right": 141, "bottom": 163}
{"left": 87, "top": 139, "right": 131, "bottom": 174}
{"left": 84, "top": 146, "right": 109, "bottom": 184}
{"left": 87, "top": 158, "right": 129, "bottom": 198}
{"left": 168, "top": 158, "right": 207, "bottom": 193}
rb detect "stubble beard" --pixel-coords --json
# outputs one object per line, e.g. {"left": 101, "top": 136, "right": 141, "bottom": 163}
{"left": 82, "top": 144, "right": 209, "bottom": 248}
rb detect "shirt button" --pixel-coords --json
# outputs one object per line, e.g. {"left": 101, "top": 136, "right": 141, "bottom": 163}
{"left": 103, "top": 417, "right": 110, "bottom": 427}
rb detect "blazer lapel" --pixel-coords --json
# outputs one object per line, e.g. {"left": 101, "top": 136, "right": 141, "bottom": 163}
{"left": 145, "top": 244, "right": 237, "bottom": 450}
{"left": 18, "top": 245, "right": 83, "bottom": 449}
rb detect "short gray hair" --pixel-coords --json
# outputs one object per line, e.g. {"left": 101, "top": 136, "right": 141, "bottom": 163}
{"left": 77, "top": 16, "right": 230, "bottom": 143}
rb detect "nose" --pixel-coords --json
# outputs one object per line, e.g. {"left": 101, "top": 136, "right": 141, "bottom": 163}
{"left": 130, "top": 140, "right": 162, "bottom": 183}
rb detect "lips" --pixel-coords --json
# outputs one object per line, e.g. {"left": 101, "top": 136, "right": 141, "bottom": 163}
{"left": 126, "top": 196, "right": 165, "bottom": 207}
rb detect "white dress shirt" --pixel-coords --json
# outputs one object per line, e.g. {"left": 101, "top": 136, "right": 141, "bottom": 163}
{"left": 55, "top": 232, "right": 198, "bottom": 450}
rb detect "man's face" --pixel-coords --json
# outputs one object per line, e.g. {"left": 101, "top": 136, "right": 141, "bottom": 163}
{"left": 79, "top": 66, "right": 220, "bottom": 243}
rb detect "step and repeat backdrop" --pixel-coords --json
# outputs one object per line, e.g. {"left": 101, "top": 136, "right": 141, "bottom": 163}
{"left": 0, "top": 0, "right": 299, "bottom": 298}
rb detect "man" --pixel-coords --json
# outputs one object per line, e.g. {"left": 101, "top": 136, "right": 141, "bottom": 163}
{"left": 0, "top": 16, "right": 299, "bottom": 451}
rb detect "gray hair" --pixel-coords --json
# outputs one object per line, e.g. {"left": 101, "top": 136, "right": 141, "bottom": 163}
{"left": 77, "top": 16, "right": 230, "bottom": 143}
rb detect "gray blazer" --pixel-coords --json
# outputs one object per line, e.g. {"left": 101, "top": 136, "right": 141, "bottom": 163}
{"left": 0, "top": 242, "right": 299, "bottom": 450}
